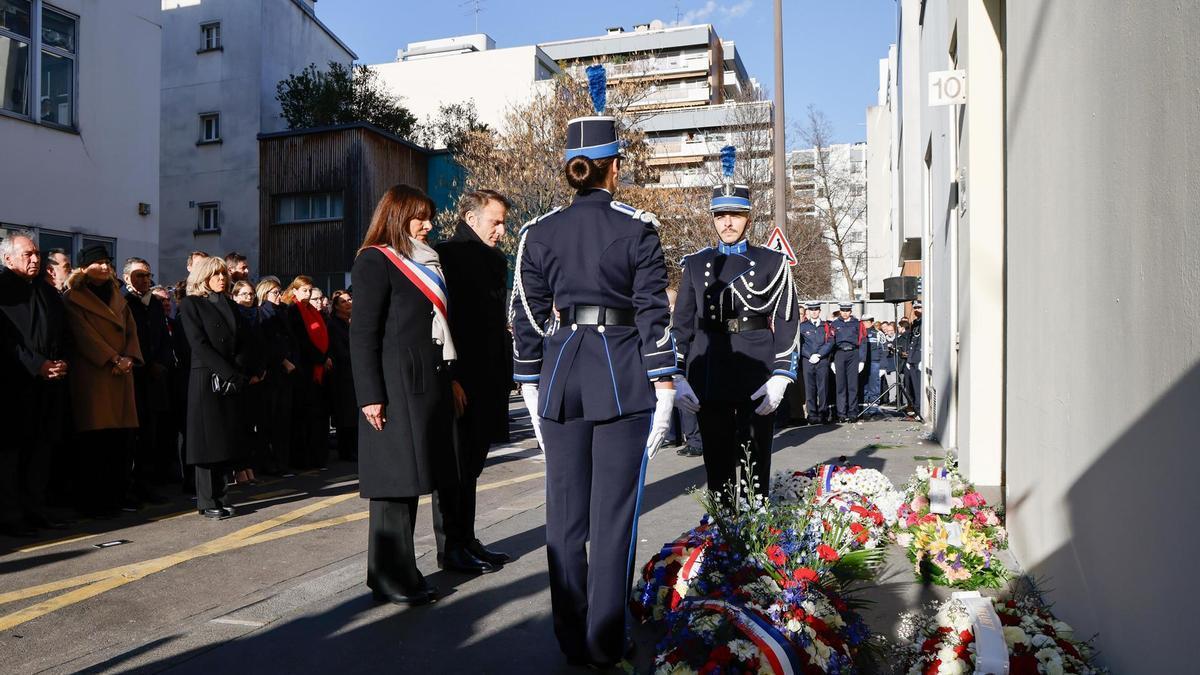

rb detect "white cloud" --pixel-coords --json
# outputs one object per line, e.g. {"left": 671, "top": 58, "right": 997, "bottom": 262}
{"left": 670, "top": 1, "right": 755, "bottom": 26}
{"left": 721, "top": 0, "right": 754, "bottom": 19}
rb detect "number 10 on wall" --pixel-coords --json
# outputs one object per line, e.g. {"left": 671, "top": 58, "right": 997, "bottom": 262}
{"left": 929, "top": 69, "right": 968, "bottom": 106}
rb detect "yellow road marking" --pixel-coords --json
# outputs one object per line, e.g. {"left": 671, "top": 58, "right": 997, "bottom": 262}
{"left": 16, "top": 533, "right": 101, "bottom": 554}
{"left": 0, "top": 471, "right": 545, "bottom": 630}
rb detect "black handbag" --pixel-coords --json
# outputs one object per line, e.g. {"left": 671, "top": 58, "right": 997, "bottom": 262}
{"left": 211, "top": 372, "right": 241, "bottom": 396}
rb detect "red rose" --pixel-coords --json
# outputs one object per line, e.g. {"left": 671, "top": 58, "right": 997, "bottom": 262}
{"left": 817, "top": 544, "right": 840, "bottom": 561}
{"left": 793, "top": 567, "right": 818, "bottom": 583}
{"left": 1010, "top": 653, "right": 1040, "bottom": 675}
{"left": 924, "top": 659, "right": 942, "bottom": 675}
{"left": 959, "top": 630, "right": 974, "bottom": 643}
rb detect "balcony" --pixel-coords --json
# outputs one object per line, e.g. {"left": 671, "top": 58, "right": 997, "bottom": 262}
{"left": 631, "top": 84, "right": 711, "bottom": 108}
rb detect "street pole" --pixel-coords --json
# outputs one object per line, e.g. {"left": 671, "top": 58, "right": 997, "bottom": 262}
{"left": 772, "top": 0, "right": 787, "bottom": 232}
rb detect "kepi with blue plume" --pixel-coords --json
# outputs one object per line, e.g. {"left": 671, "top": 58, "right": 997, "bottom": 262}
{"left": 711, "top": 144, "right": 752, "bottom": 212}
{"left": 565, "top": 64, "right": 621, "bottom": 162}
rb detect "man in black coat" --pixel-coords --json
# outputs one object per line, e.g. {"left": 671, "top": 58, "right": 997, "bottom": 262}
{"left": 123, "top": 258, "right": 172, "bottom": 503}
{"left": 0, "top": 231, "right": 71, "bottom": 536}
{"left": 432, "top": 189, "right": 514, "bottom": 569}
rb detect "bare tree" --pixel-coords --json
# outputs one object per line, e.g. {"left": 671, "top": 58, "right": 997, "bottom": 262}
{"left": 795, "top": 105, "right": 867, "bottom": 299}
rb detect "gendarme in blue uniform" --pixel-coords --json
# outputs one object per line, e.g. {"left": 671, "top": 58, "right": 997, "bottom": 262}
{"left": 830, "top": 308, "right": 867, "bottom": 419}
{"left": 798, "top": 307, "right": 834, "bottom": 421}
{"left": 511, "top": 187, "right": 677, "bottom": 665}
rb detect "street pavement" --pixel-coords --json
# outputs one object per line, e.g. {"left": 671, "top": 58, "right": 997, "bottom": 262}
{"left": 0, "top": 406, "right": 1004, "bottom": 674}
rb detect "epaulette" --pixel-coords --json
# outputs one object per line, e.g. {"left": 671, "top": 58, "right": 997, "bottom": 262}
{"left": 519, "top": 206, "right": 564, "bottom": 235}
{"left": 679, "top": 247, "right": 713, "bottom": 267}
{"left": 610, "top": 200, "right": 662, "bottom": 228}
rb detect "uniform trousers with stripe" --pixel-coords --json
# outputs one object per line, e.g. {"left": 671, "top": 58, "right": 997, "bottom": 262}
{"left": 833, "top": 349, "right": 862, "bottom": 418}
{"left": 541, "top": 407, "right": 651, "bottom": 664}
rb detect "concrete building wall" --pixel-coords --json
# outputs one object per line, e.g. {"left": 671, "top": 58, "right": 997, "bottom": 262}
{"left": 369, "top": 45, "right": 557, "bottom": 134}
{"left": 159, "top": 0, "right": 352, "bottom": 280}
{"left": 0, "top": 0, "right": 161, "bottom": 268}
{"left": 864, "top": 103, "right": 892, "bottom": 299}
{"left": 1004, "top": 2, "right": 1200, "bottom": 671}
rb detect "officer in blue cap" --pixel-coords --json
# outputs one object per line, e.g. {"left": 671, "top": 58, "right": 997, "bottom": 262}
{"left": 511, "top": 65, "right": 677, "bottom": 668}
{"left": 670, "top": 146, "right": 800, "bottom": 501}
{"left": 830, "top": 301, "right": 867, "bottom": 422}
{"left": 798, "top": 300, "right": 834, "bottom": 423}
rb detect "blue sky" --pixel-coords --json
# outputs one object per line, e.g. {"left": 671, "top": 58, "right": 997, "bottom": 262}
{"left": 316, "top": 1, "right": 896, "bottom": 147}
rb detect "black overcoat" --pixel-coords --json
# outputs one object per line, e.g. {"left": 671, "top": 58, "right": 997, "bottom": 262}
{"left": 326, "top": 313, "right": 357, "bottom": 430}
{"left": 435, "top": 222, "right": 513, "bottom": 473}
{"left": 0, "top": 269, "right": 71, "bottom": 443}
{"left": 350, "top": 247, "right": 451, "bottom": 499}
{"left": 125, "top": 290, "right": 173, "bottom": 414}
{"left": 179, "top": 293, "right": 260, "bottom": 465}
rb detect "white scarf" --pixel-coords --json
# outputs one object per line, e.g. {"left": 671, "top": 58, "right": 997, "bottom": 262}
{"left": 407, "top": 237, "right": 457, "bottom": 362}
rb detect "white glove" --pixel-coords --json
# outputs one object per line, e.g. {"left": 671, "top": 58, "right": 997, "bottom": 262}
{"left": 673, "top": 374, "right": 701, "bottom": 413}
{"left": 857, "top": 362, "right": 864, "bottom": 373}
{"left": 751, "top": 375, "right": 791, "bottom": 416}
{"left": 831, "top": 362, "right": 836, "bottom": 374}
{"left": 520, "top": 383, "right": 544, "bottom": 449}
{"left": 808, "top": 354, "right": 820, "bottom": 365}
{"left": 646, "top": 387, "right": 676, "bottom": 460}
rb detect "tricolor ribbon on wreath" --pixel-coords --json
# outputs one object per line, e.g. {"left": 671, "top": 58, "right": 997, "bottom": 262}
{"left": 678, "top": 598, "right": 803, "bottom": 675}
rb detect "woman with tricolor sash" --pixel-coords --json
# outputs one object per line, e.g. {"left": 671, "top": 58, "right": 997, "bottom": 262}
{"left": 349, "top": 184, "right": 458, "bottom": 606}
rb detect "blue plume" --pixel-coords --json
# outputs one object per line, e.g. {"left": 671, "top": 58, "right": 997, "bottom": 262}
{"left": 720, "top": 145, "right": 736, "bottom": 180}
{"left": 586, "top": 64, "right": 607, "bottom": 114}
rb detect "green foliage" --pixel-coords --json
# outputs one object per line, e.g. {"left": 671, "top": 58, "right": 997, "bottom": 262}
{"left": 275, "top": 62, "right": 418, "bottom": 139}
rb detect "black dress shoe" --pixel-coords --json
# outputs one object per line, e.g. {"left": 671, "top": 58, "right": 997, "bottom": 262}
{"left": 468, "top": 539, "right": 511, "bottom": 565}
{"left": 27, "top": 512, "right": 69, "bottom": 530}
{"left": 371, "top": 588, "right": 435, "bottom": 606}
{"left": 199, "top": 508, "right": 229, "bottom": 520}
{"left": 220, "top": 505, "right": 236, "bottom": 517}
{"left": 440, "top": 547, "right": 500, "bottom": 574}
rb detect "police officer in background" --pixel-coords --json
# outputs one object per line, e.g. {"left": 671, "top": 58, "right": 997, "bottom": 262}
{"left": 671, "top": 146, "right": 799, "bottom": 501}
{"left": 799, "top": 301, "right": 834, "bottom": 424}
{"left": 900, "top": 300, "right": 924, "bottom": 416}
{"left": 861, "top": 315, "right": 885, "bottom": 416}
{"left": 511, "top": 65, "right": 677, "bottom": 669}
{"left": 830, "top": 302, "right": 867, "bottom": 423}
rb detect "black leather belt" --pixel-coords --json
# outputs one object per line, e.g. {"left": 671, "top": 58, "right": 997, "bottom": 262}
{"left": 700, "top": 316, "right": 771, "bottom": 334}
{"left": 566, "top": 305, "right": 636, "bottom": 326}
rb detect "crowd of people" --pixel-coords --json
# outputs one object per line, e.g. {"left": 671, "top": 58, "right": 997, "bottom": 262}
{"left": 0, "top": 236, "right": 360, "bottom": 536}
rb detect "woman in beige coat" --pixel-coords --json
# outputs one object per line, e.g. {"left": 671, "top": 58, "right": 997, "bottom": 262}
{"left": 63, "top": 245, "right": 143, "bottom": 517}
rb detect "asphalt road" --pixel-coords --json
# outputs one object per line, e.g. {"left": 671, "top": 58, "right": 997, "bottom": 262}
{"left": 0, "top": 409, "right": 979, "bottom": 674}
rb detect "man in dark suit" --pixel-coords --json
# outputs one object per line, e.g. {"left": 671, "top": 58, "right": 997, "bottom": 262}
{"left": 0, "top": 231, "right": 71, "bottom": 536}
{"left": 123, "top": 258, "right": 172, "bottom": 503}
{"left": 432, "top": 189, "right": 514, "bottom": 571}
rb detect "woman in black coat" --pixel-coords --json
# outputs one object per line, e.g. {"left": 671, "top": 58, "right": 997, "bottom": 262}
{"left": 179, "top": 257, "right": 263, "bottom": 520}
{"left": 326, "top": 289, "right": 357, "bottom": 461}
{"left": 255, "top": 278, "right": 297, "bottom": 474}
{"left": 284, "top": 276, "right": 331, "bottom": 470}
{"left": 351, "top": 184, "right": 453, "bottom": 606}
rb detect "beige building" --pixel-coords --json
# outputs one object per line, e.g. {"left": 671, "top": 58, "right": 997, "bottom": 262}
{"left": 880, "top": 1, "right": 1200, "bottom": 670}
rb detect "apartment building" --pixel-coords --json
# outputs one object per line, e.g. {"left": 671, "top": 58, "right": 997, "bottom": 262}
{"left": 369, "top": 34, "right": 560, "bottom": 137}
{"left": 878, "top": 1, "right": 1200, "bottom": 669}
{"left": 788, "top": 143, "right": 868, "bottom": 300}
{"left": 0, "top": 0, "right": 160, "bottom": 268}
{"left": 540, "top": 22, "right": 770, "bottom": 190}
{"left": 158, "top": 0, "right": 355, "bottom": 279}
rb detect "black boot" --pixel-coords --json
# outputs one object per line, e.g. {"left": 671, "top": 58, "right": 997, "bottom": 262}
{"left": 439, "top": 547, "right": 501, "bottom": 574}
{"left": 467, "top": 539, "right": 511, "bottom": 565}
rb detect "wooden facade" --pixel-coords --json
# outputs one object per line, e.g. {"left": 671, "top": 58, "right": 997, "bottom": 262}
{"left": 258, "top": 123, "right": 430, "bottom": 287}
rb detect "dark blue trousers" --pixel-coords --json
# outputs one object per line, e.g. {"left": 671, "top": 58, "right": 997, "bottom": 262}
{"left": 833, "top": 349, "right": 861, "bottom": 418}
{"left": 802, "top": 358, "right": 831, "bottom": 420}
{"left": 541, "top": 410, "right": 651, "bottom": 664}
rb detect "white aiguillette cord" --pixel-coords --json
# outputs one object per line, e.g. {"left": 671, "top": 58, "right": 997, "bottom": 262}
{"left": 951, "top": 591, "right": 1010, "bottom": 675}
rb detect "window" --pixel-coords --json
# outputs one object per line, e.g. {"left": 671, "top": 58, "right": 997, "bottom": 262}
{"left": 197, "top": 202, "right": 220, "bottom": 233}
{"left": 200, "top": 22, "right": 220, "bottom": 51}
{"left": 275, "top": 192, "right": 345, "bottom": 224}
{"left": 199, "top": 112, "right": 220, "bottom": 143}
{"left": 0, "top": 1, "right": 76, "bottom": 129}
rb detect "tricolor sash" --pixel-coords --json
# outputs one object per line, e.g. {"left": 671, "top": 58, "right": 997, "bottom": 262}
{"left": 370, "top": 245, "right": 449, "bottom": 322}
{"left": 679, "top": 598, "right": 802, "bottom": 675}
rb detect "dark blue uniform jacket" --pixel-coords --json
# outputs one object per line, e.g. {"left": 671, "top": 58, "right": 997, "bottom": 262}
{"left": 511, "top": 189, "right": 678, "bottom": 422}
{"left": 671, "top": 242, "right": 799, "bottom": 402}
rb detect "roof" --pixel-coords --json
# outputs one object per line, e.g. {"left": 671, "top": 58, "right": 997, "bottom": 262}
{"left": 539, "top": 24, "right": 714, "bottom": 60}
{"left": 289, "top": 0, "right": 358, "bottom": 60}
{"left": 258, "top": 121, "right": 431, "bottom": 153}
